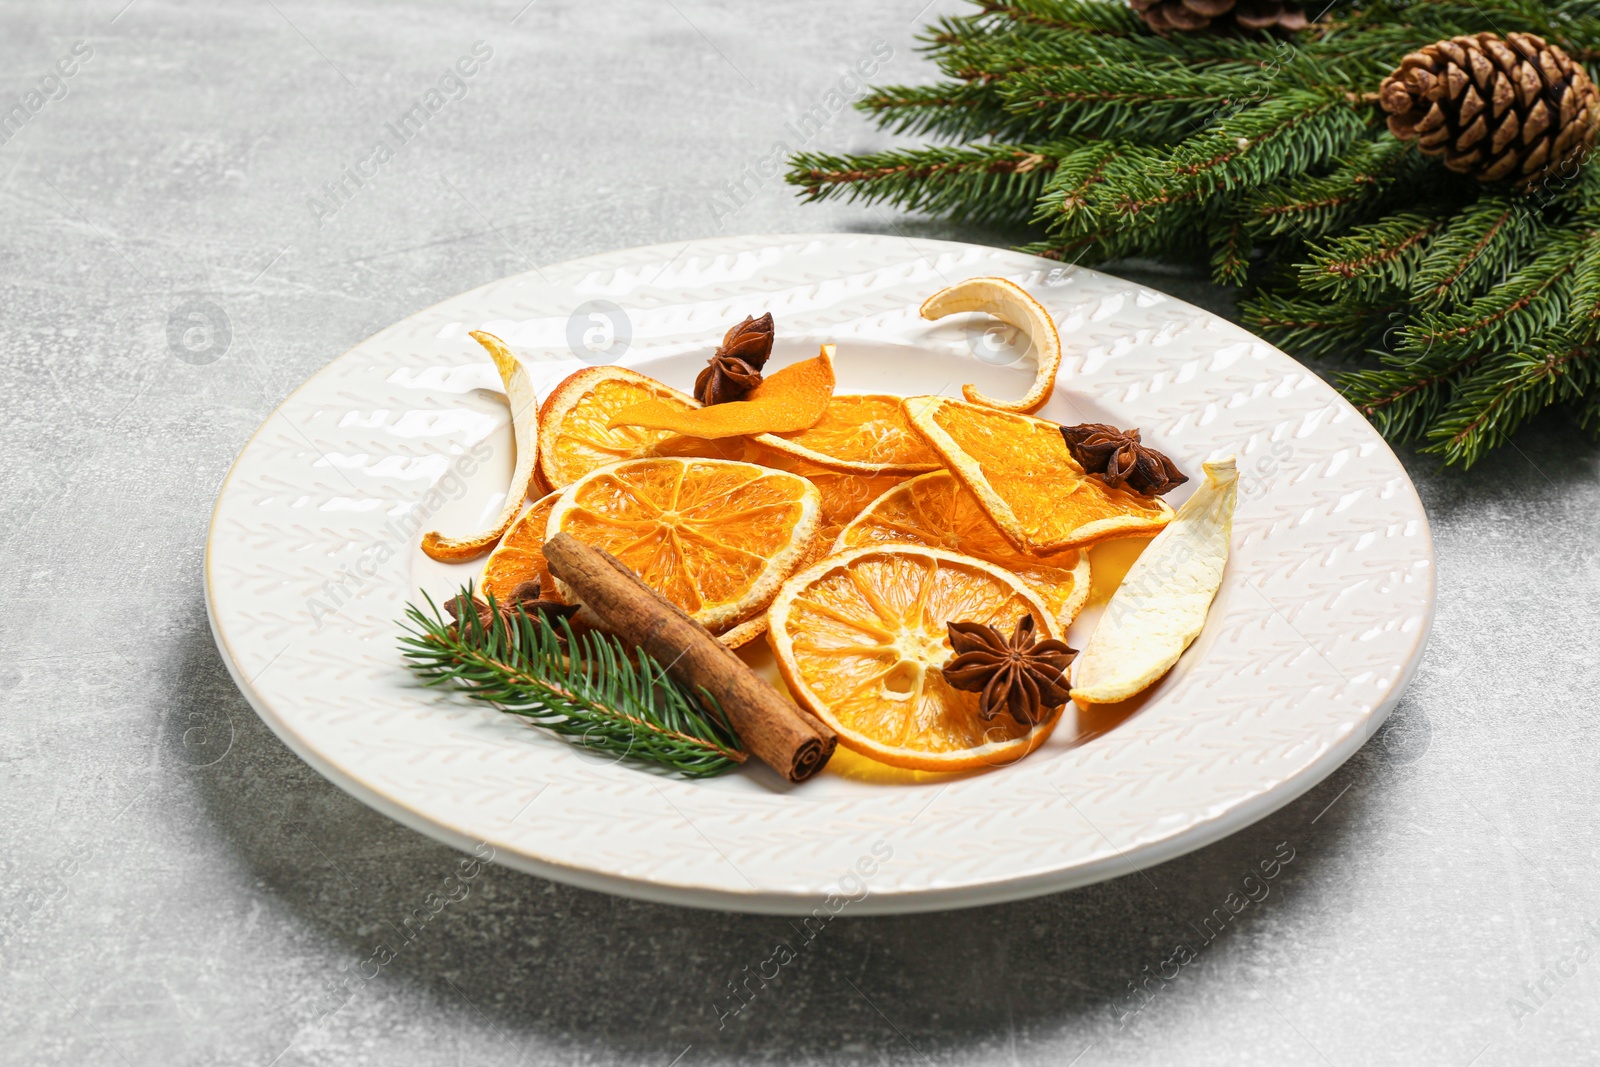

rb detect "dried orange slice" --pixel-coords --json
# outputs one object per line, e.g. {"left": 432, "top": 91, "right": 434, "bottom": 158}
{"left": 480, "top": 490, "right": 563, "bottom": 606}
{"left": 741, "top": 440, "right": 909, "bottom": 550}
{"left": 920, "top": 277, "right": 1062, "bottom": 414}
{"left": 752, "top": 394, "right": 941, "bottom": 475}
{"left": 422, "top": 331, "right": 541, "bottom": 562}
{"left": 537, "top": 366, "right": 738, "bottom": 490}
{"left": 767, "top": 545, "right": 1065, "bottom": 771}
{"left": 547, "top": 457, "right": 821, "bottom": 632}
{"left": 904, "top": 396, "right": 1173, "bottom": 553}
{"left": 483, "top": 487, "right": 769, "bottom": 647}
{"left": 835, "top": 471, "right": 1091, "bottom": 628}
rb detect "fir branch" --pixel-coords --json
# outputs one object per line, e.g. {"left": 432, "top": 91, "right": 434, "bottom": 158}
{"left": 1240, "top": 291, "right": 1395, "bottom": 362}
{"left": 935, "top": 16, "right": 1295, "bottom": 77}
{"left": 1338, "top": 227, "right": 1599, "bottom": 446}
{"left": 787, "top": 0, "right": 1600, "bottom": 465}
{"left": 787, "top": 143, "right": 1066, "bottom": 226}
{"left": 1339, "top": 362, "right": 1468, "bottom": 442}
{"left": 1409, "top": 197, "right": 1543, "bottom": 308}
{"left": 1567, "top": 215, "right": 1600, "bottom": 340}
{"left": 855, "top": 81, "right": 1023, "bottom": 142}
{"left": 1158, "top": 90, "right": 1374, "bottom": 197}
{"left": 399, "top": 588, "right": 744, "bottom": 778}
{"left": 1399, "top": 235, "right": 1590, "bottom": 356}
{"left": 974, "top": 0, "right": 1146, "bottom": 36}
{"left": 1036, "top": 140, "right": 1121, "bottom": 215}
{"left": 1297, "top": 213, "right": 1443, "bottom": 302}
{"left": 1424, "top": 345, "right": 1600, "bottom": 464}
{"left": 1209, "top": 214, "right": 1252, "bottom": 287}
{"left": 1239, "top": 135, "right": 1420, "bottom": 240}
{"left": 1033, "top": 143, "right": 1217, "bottom": 263}
{"left": 997, "top": 64, "right": 1276, "bottom": 143}
{"left": 1037, "top": 93, "right": 1372, "bottom": 263}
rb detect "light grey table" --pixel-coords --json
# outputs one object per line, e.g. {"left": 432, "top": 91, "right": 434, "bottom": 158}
{"left": 3, "top": 2, "right": 1596, "bottom": 1064}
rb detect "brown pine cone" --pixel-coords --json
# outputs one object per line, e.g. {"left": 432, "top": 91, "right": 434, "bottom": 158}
{"left": 1127, "top": 0, "right": 1306, "bottom": 35}
{"left": 1379, "top": 33, "right": 1600, "bottom": 188}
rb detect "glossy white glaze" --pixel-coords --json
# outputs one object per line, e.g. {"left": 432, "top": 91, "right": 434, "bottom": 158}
{"left": 205, "top": 234, "right": 1434, "bottom": 913}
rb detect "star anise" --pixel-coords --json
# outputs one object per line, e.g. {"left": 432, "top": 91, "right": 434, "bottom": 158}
{"left": 445, "top": 578, "right": 577, "bottom": 636}
{"left": 693, "top": 312, "right": 774, "bottom": 405}
{"left": 941, "top": 616, "right": 1077, "bottom": 726}
{"left": 1059, "top": 423, "right": 1188, "bottom": 496}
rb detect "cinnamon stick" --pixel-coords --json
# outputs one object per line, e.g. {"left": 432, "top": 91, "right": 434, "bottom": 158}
{"left": 542, "top": 533, "right": 836, "bottom": 783}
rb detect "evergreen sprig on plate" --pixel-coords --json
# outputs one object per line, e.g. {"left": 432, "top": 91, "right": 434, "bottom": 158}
{"left": 399, "top": 587, "right": 745, "bottom": 778}
{"left": 787, "top": 0, "right": 1600, "bottom": 466}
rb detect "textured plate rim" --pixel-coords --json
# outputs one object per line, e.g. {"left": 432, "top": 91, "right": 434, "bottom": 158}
{"left": 205, "top": 233, "right": 1435, "bottom": 915}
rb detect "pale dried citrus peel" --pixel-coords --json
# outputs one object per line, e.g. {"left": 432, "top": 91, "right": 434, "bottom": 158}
{"left": 421, "top": 331, "right": 540, "bottom": 562}
{"left": 920, "top": 277, "right": 1063, "bottom": 414}
{"left": 1070, "top": 457, "right": 1238, "bottom": 706}
{"left": 607, "top": 346, "right": 836, "bottom": 439}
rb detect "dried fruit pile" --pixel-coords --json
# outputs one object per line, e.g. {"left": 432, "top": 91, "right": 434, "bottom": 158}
{"left": 423, "top": 278, "right": 1237, "bottom": 776}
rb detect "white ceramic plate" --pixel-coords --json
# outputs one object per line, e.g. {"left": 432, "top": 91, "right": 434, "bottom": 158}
{"left": 205, "top": 234, "right": 1434, "bottom": 914}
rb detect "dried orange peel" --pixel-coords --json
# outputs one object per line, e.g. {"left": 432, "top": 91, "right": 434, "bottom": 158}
{"left": 716, "top": 614, "right": 770, "bottom": 650}
{"left": 607, "top": 345, "right": 836, "bottom": 439}
{"left": 421, "top": 331, "right": 540, "bottom": 562}
{"left": 921, "top": 277, "right": 1063, "bottom": 414}
{"left": 904, "top": 395, "right": 1173, "bottom": 553}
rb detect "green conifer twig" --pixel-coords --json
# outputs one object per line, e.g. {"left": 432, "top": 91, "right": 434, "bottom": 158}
{"left": 787, "top": 0, "right": 1600, "bottom": 465}
{"left": 398, "top": 588, "right": 745, "bottom": 778}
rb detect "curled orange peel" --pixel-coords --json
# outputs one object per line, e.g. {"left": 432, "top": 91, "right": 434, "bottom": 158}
{"left": 420, "top": 331, "right": 540, "bottom": 563}
{"left": 606, "top": 344, "right": 836, "bottom": 439}
{"left": 920, "top": 277, "right": 1062, "bottom": 414}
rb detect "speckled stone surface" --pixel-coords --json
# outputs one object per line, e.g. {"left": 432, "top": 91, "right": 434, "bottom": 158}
{"left": 3, "top": 2, "right": 1598, "bottom": 1064}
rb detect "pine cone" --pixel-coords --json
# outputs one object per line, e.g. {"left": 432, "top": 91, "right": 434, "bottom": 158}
{"left": 1127, "top": 0, "right": 1306, "bottom": 35}
{"left": 1379, "top": 33, "right": 1600, "bottom": 188}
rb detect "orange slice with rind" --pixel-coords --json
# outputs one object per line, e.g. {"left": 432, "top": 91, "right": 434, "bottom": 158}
{"left": 767, "top": 544, "right": 1065, "bottom": 771}
{"left": 607, "top": 346, "right": 836, "bottom": 438}
{"left": 741, "top": 440, "right": 910, "bottom": 551}
{"left": 537, "top": 365, "right": 739, "bottom": 490}
{"left": 920, "top": 277, "right": 1062, "bottom": 414}
{"left": 835, "top": 470, "right": 1091, "bottom": 629}
{"left": 421, "top": 331, "right": 540, "bottom": 562}
{"left": 480, "top": 489, "right": 564, "bottom": 605}
{"left": 547, "top": 457, "right": 821, "bottom": 632}
{"left": 904, "top": 395, "right": 1173, "bottom": 553}
{"left": 753, "top": 393, "right": 941, "bottom": 475}
{"left": 483, "top": 488, "right": 770, "bottom": 648}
